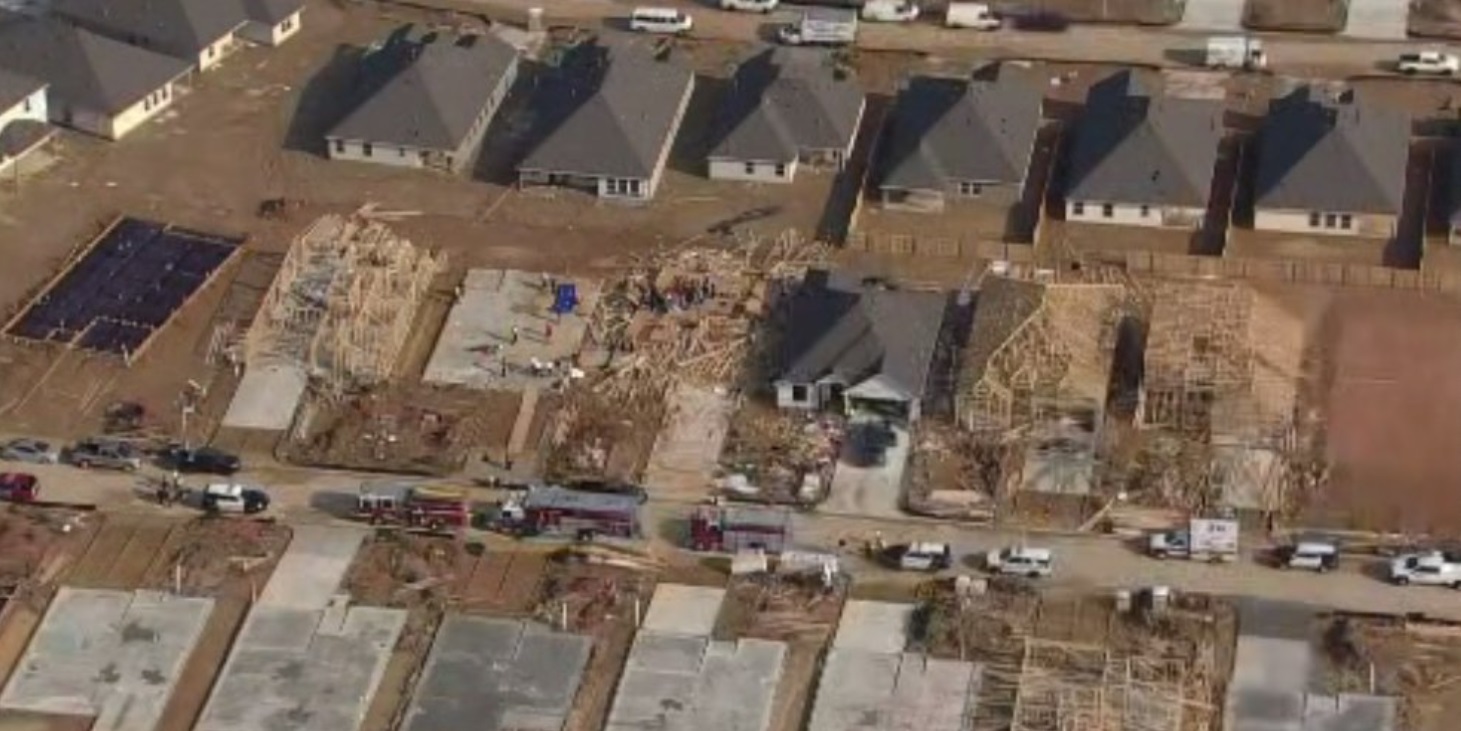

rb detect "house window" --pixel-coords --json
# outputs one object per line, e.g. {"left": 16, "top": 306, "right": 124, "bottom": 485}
{"left": 791, "top": 385, "right": 808, "bottom": 403}
{"left": 958, "top": 182, "right": 983, "bottom": 197}
{"left": 1139, "top": 204, "right": 1150, "bottom": 218}
{"left": 1309, "top": 211, "right": 1321, "bottom": 227}
{"left": 205, "top": 46, "right": 214, "bottom": 59}
{"left": 362, "top": 143, "right": 373, "bottom": 157}
{"left": 1340, "top": 214, "right": 1353, "bottom": 230}
{"left": 333, "top": 139, "right": 344, "bottom": 153}
{"left": 744, "top": 162, "right": 755, "bottom": 175}
{"left": 1324, "top": 213, "right": 1337, "bottom": 229}
{"left": 775, "top": 162, "right": 787, "bottom": 177}
{"left": 1072, "top": 201, "right": 1085, "bottom": 216}
{"left": 282, "top": 16, "right": 294, "bottom": 31}
{"left": 143, "top": 97, "right": 151, "bottom": 111}
{"left": 22, "top": 97, "right": 30, "bottom": 112}
{"left": 1102, "top": 203, "right": 1114, "bottom": 218}
{"left": 399, "top": 147, "right": 407, "bottom": 157}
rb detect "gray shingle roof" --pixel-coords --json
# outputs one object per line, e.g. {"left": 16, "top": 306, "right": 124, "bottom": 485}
{"left": 0, "top": 18, "right": 190, "bottom": 114}
{"left": 777, "top": 270, "right": 947, "bottom": 403}
{"left": 880, "top": 69, "right": 1043, "bottom": 191}
{"left": 1066, "top": 71, "right": 1223, "bottom": 207}
{"left": 53, "top": 0, "right": 246, "bottom": 57}
{"left": 242, "top": 0, "right": 302, "bottom": 25}
{"left": 709, "top": 49, "right": 864, "bottom": 163}
{"left": 519, "top": 46, "right": 694, "bottom": 180}
{"left": 328, "top": 33, "right": 518, "bottom": 152}
{"left": 1256, "top": 86, "right": 1411, "bottom": 215}
{"left": 0, "top": 66, "right": 43, "bottom": 113}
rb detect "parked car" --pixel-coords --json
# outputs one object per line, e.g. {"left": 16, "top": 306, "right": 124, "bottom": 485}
{"left": 861, "top": 0, "right": 919, "bottom": 22}
{"left": 1274, "top": 541, "right": 1339, "bottom": 572}
{"left": 985, "top": 546, "right": 1054, "bottom": 577}
{"left": 201, "top": 483, "right": 271, "bottom": 515}
{"left": 945, "top": 2, "right": 1002, "bottom": 29}
{"left": 1006, "top": 8, "right": 1069, "bottom": 31}
{"left": 0, "top": 473, "right": 39, "bottom": 503}
{"left": 1389, "top": 551, "right": 1461, "bottom": 588}
{"left": 883, "top": 542, "right": 953, "bottom": 571}
{"left": 630, "top": 7, "right": 694, "bottom": 34}
{"left": 1397, "top": 50, "right": 1459, "bottom": 76}
{"left": 720, "top": 0, "right": 777, "bottom": 12}
{"left": 64, "top": 438, "right": 142, "bottom": 471}
{"left": 0, "top": 438, "right": 59, "bottom": 464}
{"left": 161, "top": 446, "right": 242, "bottom": 475}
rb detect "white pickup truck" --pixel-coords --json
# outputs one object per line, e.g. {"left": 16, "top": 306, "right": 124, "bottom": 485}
{"left": 1397, "top": 51, "right": 1460, "bottom": 76}
{"left": 1389, "top": 551, "right": 1461, "bottom": 588}
{"left": 1148, "top": 518, "right": 1239, "bottom": 562}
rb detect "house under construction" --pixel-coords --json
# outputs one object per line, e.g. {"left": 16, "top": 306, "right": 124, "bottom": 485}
{"left": 245, "top": 213, "right": 446, "bottom": 389}
{"left": 958, "top": 275, "right": 1129, "bottom": 495}
{"left": 1138, "top": 280, "right": 1305, "bottom": 510}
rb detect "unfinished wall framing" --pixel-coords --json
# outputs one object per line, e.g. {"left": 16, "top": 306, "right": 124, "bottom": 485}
{"left": 245, "top": 213, "right": 445, "bottom": 389}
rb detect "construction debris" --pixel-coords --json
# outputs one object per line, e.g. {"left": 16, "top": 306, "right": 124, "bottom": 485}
{"left": 246, "top": 212, "right": 446, "bottom": 391}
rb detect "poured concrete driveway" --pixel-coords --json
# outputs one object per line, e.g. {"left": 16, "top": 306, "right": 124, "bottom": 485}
{"left": 824, "top": 417, "right": 909, "bottom": 519}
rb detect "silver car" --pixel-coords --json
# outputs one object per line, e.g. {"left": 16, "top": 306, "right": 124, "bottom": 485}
{"left": 64, "top": 438, "right": 142, "bottom": 471}
{"left": 0, "top": 438, "right": 60, "bottom": 464}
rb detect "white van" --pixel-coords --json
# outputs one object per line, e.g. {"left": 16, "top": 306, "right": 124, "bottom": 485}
{"left": 861, "top": 0, "right": 919, "bottom": 22}
{"left": 721, "top": 0, "right": 778, "bottom": 12}
{"left": 630, "top": 7, "right": 694, "bottom": 34}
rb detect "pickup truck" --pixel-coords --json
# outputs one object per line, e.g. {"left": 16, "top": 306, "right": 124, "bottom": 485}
{"left": 1397, "top": 51, "right": 1460, "bottom": 76}
{"left": 1147, "top": 518, "right": 1239, "bottom": 562}
{"left": 1389, "top": 551, "right": 1461, "bottom": 588}
{"left": 984, "top": 546, "right": 1054, "bottom": 578}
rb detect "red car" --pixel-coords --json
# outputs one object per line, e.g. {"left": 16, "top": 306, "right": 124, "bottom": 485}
{"left": 0, "top": 473, "right": 38, "bottom": 503}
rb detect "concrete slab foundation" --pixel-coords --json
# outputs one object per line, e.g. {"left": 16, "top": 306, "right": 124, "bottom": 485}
{"left": 422, "top": 269, "right": 600, "bottom": 390}
{"left": 832, "top": 601, "right": 912, "bottom": 654}
{"left": 643, "top": 384, "right": 732, "bottom": 501}
{"left": 807, "top": 651, "right": 982, "bottom": 731}
{"left": 193, "top": 605, "right": 405, "bottom": 731}
{"left": 257, "top": 524, "right": 366, "bottom": 611}
{"left": 641, "top": 585, "right": 725, "bottom": 636}
{"left": 221, "top": 361, "right": 308, "bottom": 431}
{"left": 403, "top": 616, "right": 591, "bottom": 731}
{"left": 0, "top": 588, "right": 214, "bottom": 731}
{"left": 605, "top": 633, "right": 786, "bottom": 731}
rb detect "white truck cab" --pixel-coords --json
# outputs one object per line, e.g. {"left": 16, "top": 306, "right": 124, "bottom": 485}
{"left": 894, "top": 542, "right": 953, "bottom": 571}
{"left": 985, "top": 546, "right": 1053, "bottom": 577}
{"left": 1397, "top": 50, "right": 1460, "bottom": 75}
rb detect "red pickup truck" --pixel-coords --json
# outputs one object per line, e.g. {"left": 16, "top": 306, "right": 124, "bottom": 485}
{"left": 0, "top": 473, "right": 39, "bottom": 503}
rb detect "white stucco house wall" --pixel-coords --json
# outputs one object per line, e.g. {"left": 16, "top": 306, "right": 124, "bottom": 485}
{"left": 0, "top": 74, "right": 50, "bottom": 174}
{"left": 239, "top": 0, "right": 304, "bottom": 46}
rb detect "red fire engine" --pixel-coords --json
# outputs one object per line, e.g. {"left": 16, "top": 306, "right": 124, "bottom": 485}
{"left": 355, "top": 483, "right": 470, "bottom": 532}
{"left": 495, "top": 486, "right": 641, "bottom": 540}
{"left": 689, "top": 504, "right": 792, "bottom": 553}
{"left": 0, "top": 473, "right": 38, "bottom": 503}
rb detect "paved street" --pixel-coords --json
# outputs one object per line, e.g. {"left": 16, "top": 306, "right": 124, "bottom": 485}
{"left": 456, "top": 0, "right": 1440, "bottom": 77}
{"left": 11, "top": 457, "right": 1461, "bottom": 622}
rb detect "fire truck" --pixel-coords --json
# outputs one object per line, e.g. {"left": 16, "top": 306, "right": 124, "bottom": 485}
{"left": 355, "top": 483, "right": 471, "bottom": 532}
{"left": 495, "top": 485, "right": 641, "bottom": 540}
{"left": 688, "top": 504, "right": 792, "bottom": 553}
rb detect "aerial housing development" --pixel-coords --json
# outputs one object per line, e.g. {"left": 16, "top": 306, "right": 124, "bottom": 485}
{"left": 0, "top": 2, "right": 1459, "bottom": 731}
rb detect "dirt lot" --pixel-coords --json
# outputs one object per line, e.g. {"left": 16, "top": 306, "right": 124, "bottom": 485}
{"left": 990, "top": 0, "right": 1185, "bottom": 24}
{"left": 1410, "top": 0, "right": 1461, "bottom": 38}
{"left": 1244, "top": 0, "right": 1349, "bottom": 32}
{"left": 1316, "top": 614, "right": 1461, "bottom": 731}
{"left": 280, "top": 384, "right": 520, "bottom": 474}
{"left": 1308, "top": 288, "right": 1461, "bottom": 534}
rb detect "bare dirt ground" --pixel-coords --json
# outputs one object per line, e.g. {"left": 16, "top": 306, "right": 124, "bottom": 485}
{"left": 1244, "top": 0, "right": 1349, "bottom": 32}
{"left": 280, "top": 384, "right": 520, "bottom": 475}
{"left": 1316, "top": 614, "right": 1461, "bottom": 731}
{"left": 1308, "top": 289, "right": 1461, "bottom": 534}
{"left": 990, "top": 0, "right": 1184, "bottom": 24}
{"left": 535, "top": 556, "right": 657, "bottom": 731}
{"left": 1410, "top": 0, "right": 1461, "bottom": 38}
